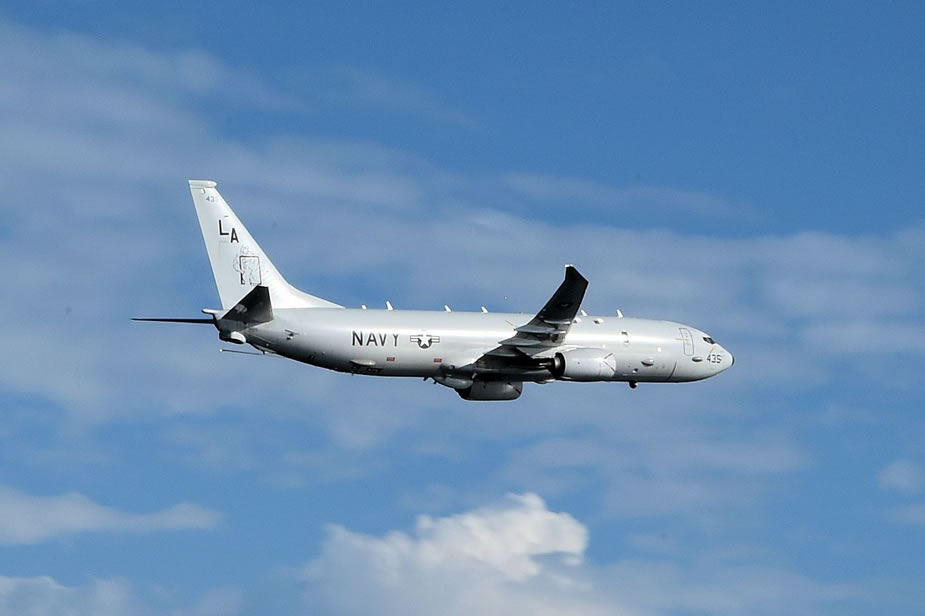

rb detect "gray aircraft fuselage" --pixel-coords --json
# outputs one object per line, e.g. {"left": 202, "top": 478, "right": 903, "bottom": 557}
{"left": 136, "top": 180, "right": 734, "bottom": 401}
{"left": 241, "top": 308, "right": 731, "bottom": 383}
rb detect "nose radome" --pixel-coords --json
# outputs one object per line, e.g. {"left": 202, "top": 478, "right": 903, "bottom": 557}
{"left": 723, "top": 346, "right": 734, "bottom": 370}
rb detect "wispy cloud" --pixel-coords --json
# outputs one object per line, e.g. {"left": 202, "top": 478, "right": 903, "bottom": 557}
{"left": 497, "top": 424, "right": 806, "bottom": 520}
{"left": 320, "top": 65, "right": 477, "bottom": 127}
{"left": 0, "top": 577, "right": 140, "bottom": 616}
{"left": 0, "top": 576, "right": 242, "bottom": 616}
{"left": 0, "top": 485, "right": 220, "bottom": 544}
{"left": 0, "top": 21, "right": 298, "bottom": 114}
{"left": 880, "top": 460, "right": 925, "bottom": 529}
{"left": 803, "top": 321, "right": 925, "bottom": 354}
{"left": 503, "top": 173, "right": 744, "bottom": 217}
{"left": 887, "top": 504, "right": 925, "bottom": 527}
{"left": 879, "top": 460, "right": 923, "bottom": 494}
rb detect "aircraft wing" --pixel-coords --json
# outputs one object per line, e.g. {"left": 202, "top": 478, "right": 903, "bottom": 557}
{"left": 486, "top": 265, "right": 588, "bottom": 359}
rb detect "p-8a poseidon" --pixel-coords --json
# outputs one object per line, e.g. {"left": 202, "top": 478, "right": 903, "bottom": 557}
{"left": 135, "top": 180, "right": 733, "bottom": 401}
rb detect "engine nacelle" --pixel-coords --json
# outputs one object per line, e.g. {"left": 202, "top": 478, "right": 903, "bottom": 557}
{"left": 551, "top": 348, "right": 617, "bottom": 381}
{"left": 219, "top": 330, "right": 247, "bottom": 344}
{"left": 458, "top": 381, "right": 523, "bottom": 401}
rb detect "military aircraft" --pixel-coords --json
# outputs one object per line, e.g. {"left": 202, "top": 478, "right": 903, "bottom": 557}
{"left": 135, "top": 180, "right": 733, "bottom": 400}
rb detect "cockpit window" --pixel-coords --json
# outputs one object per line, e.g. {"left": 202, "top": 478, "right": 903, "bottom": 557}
{"left": 703, "top": 336, "right": 715, "bottom": 344}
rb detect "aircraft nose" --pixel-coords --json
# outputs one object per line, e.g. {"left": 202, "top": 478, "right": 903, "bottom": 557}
{"left": 722, "top": 346, "right": 734, "bottom": 371}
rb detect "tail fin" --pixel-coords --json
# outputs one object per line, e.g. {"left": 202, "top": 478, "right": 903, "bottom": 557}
{"left": 188, "top": 180, "right": 341, "bottom": 310}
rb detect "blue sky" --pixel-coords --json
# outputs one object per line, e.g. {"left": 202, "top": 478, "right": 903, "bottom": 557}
{"left": 1, "top": 2, "right": 924, "bottom": 614}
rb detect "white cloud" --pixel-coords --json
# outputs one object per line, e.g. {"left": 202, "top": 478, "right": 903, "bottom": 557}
{"left": 187, "top": 587, "right": 245, "bottom": 616}
{"left": 803, "top": 320, "right": 925, "bottom": 354}
{"left": 888, "top": 504, "right": 925, "bottom": 527}
{"left": 498, "top": 420, "right": 806, "bottom": 519}
{"left": 302, "top": 493, "right": 858, "bottom": 615}
{"left": 504, "top": 173, "right": 741, "bottom": 216}
{"left": 766, "top": 277, "right": 920, "bottom": 318}
{"left": 0, "top": 576, "right": 139, "bottom": 616}
{"left": 599, "top": 561, "right": 858, "bottom": 615}
{"left": 0, "top": 485, "right": 220, "bottom": 544}
{"left": 321, "top": 65, "right": 476, "bottom": 127}
{"left": 878, "top": 460, "right": 923, "bottom": 494}
{"left": 0, "top": 20, "right": 295, "bottom": 115}
{"left": 0, "top": 576, "right": 242, "bottom": 616}
{"left": 878, "top": 460, "right": 925, "bottom": 530}
{"left": 303, "top": 493, "right": 614, "bottom": 616}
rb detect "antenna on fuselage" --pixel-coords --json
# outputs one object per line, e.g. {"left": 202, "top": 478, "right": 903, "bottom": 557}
{"left": 481, "top": 306, "right": 488, "bottom": 313}
{"left": 386, "top": 301, "right": 394, "bottom": 311}
{"left": 444, "top": 305, "right": 452, "bottom": 312}
{"left": 616, "top": 309, "right": 624, "bottom": 318}
{"left": 219, "top": 348, "right": 278, "bottom": 357}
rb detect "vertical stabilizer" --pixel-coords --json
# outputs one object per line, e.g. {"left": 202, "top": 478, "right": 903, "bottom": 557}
{"left": 188, "top": 180, "right": 341, "bottom": 310}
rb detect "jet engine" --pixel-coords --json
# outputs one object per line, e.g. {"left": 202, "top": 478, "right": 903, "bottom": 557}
{"left": 551, "top": 348, "right": 618, "bottom": 381}
{"left": 457, "top": 381, "right": 523, "bottom": 401}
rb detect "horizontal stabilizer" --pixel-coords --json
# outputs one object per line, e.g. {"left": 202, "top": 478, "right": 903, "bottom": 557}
{"left": 220, "top": 285, "right": 273, "bottom": 325}
{"left": 132, "top": 317, "right": 214, "bottom": 324}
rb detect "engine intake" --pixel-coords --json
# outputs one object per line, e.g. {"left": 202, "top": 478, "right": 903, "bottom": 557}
{"left": 458, "top": 381, "right": 523, "bottom": 401}
{"left": 551, "top": 349, "right": 617, "bottom": 381}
